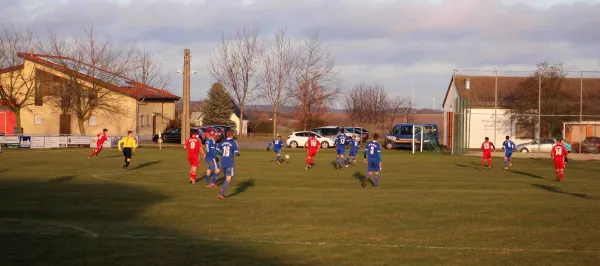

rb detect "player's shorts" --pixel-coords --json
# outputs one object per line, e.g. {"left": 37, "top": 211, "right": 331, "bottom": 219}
{"left": 307, "top": 150, "right": 317, "bottom": 157}
{"left": 367, "top": 160, "right": 381, "bottom": 172}
{"left": 95, "top": 142, "right": 104, "bottom": 150}
{"left": 274, "top": 149, "right": 281, "bottom": 155}
{"left": 188, "top": 155, "right": 199, "bottom": 167}
{"left": 482, "top": 152, "right": 492, "bottom": 160}
{"left": 223, "top": 167, "right": 235, "bottom": 177}
{"left": 554, "top": 159, "right": 565, "bottom": 170}
{"left": 206, "top": 158, "right": 219, "bottom": 171}
{"left": 348, "top": 149, "right": 358, "bottom": 157}
{"left": 336, "top": 147, "right": 346, "bottom": 155}
{"left": 122, "top": 148, "right": 132, "bottom": 159}
{"left": 505, "top": 152, "right": 512, "bottom": 160}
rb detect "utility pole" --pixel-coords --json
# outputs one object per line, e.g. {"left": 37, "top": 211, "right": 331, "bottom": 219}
{"left": 433, "top": 98, "right": 436, "bottom": 110}
{"left": 181, "top": 49, "right": 191, "bottom": 145}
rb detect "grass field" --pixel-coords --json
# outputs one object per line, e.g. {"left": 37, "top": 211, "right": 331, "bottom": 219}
{"left": 1, "top": 148, "right": 600, "bottom": 265}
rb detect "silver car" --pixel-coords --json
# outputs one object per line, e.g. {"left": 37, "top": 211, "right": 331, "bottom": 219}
{"left": 515, "top": 138, "right": 557, "bottom": 153}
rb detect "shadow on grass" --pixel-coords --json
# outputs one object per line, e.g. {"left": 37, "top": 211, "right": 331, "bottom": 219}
{"left": 456, "top": 164, "right": 481, "bottom": 171}
{"left": 509, "top": 170, "right": 544, "bottom": 179}
{"left": 227, "top": 179, "right": 255, "bottom": 198}
{"left": 532, "top": 184, "right": 592, "bottom": 199}
{"left": 352, "top": 172, "right": 373, "bottom": 187}
{"left": 0, "top": 176, "right": 298, "bottom": 265}
{"left": 134, "top": 160, "right": 161, "bottom": 169}
{"left": 48, "top": 175, "right": 76, "bottom": 183}
{"left": 101, "top": 154, "right": 122, "bottom": 159}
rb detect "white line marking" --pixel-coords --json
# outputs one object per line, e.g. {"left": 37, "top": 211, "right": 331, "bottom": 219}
{"left": 0, "top": 230, "right": 595, "bottom": 254}
{"left": 0, "top": 218, "right": 98, "bottom": 237}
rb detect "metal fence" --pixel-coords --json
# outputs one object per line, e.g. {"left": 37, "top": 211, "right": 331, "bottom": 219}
{"left": 451, "top": 69, "right": 600, "bottom": 154}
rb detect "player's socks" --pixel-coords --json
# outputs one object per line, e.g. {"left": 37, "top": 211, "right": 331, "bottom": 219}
{"left": 504, "top": 160, "right": 508, "bottom": 168}
{"left": 212, "top": 172, "right": 219, "bottom": 184}
{"left": 205, "top": 174, "right": 211, "bottom": 185}
{"left": 488, "top": 160, "right": 492, "bottom": 168}
{"left": 374, "top": 174, "right": 380, "bottom": 187}
{"left": 277, "top": 155, "right": 280, "bottom": 162}
{"left": 220, "top": 180, "right": 230, "bottom": 196}
{"left": 335, "top": 157, "right": 339, "bottom": 166}
{"left": 481, "top": 159, "right": 485, "bottom": 166}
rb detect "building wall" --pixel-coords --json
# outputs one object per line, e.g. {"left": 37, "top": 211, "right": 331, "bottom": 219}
{"left": 191, "top": 112, "right": 246, "bottom": 135}
{"left": 442, "top": 81, "right": 457, "bottom": 146}
{"left": 137, "top": 101, "right": 176, "bottom": 137}
{"left": 467, "top": 108, "right": 535, "bottom": 148}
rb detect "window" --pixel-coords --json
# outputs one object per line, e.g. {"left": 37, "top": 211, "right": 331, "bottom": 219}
{"left": 391, "top": 126, "right": 401, "bottom": 135}
{"left": 88, "top": 115, "right": 98, "bottom": 126}
{"left": 400, "top": 126, "right": 412, "bottom": 135}
{"left": 146, "top": 115, "right": 150, "bottom": 127}
{"left": 541, "top": 139, "right": 555, "bottom": 144}
{"left": 515, "top": 123, "right": 535, "bottom": 138}
{"left": 34, "top": 114, "right": 43, "bottom": 125}
{"left": 140, "top": 114, "right": 145, "bottom": 127}
{"left": 296, "top": 132, "right": 309, "bottom": 137}
{"left": 35, "top": 82, "right": 43, "bottom": 106}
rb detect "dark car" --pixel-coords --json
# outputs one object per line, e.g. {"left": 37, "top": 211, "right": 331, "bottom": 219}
{"left": 345, "top": 127, "right": 369, "bottom": 141}
{"left": 572, "top": 137, "right": 600, "bottom": 153}
{"left": 153, "top": 128, "right": 205, "bottom": 144}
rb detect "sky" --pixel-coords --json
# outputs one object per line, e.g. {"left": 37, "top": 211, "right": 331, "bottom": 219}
{"left": 3, "top": 0, "right": 600, "bottom": 108}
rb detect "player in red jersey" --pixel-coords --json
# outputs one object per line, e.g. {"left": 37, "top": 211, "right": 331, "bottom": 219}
{"left": 481, "top": 137, "right": 496, "bottom": 169}
{"left": 184, "top": 130, "right": 206, "bottom": 184}
{"left": 551, "top": 139, "right": 568, "bottom": 182}
{"left": 304, "top": 133, "right": 321, "bottom": 170}
{"left": 89, "top": 129, "right": 109, "bottom": 158}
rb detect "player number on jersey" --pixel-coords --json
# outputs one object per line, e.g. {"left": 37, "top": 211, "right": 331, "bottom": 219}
{"left": 484, "top": 143, "right": 490, "bottom": 149}
{"left": 190, "top": 142, "right": 195, "bottom": 149}
{"left": 223, "top": 146, "right": 231, "bottom": 157}
{"left": 370, "top": 146, "right": 375, "bottom": 154}
{"left": 311, "top": 140, "right": 317, "bottom": 146}
{"left": 555, "top": 148, "right": 562, "bottom": 155}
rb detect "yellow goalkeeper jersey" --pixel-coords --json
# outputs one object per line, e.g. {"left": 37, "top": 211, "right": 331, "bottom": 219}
{"left": 118, "top": 136, "right": 137, "bottom": 152}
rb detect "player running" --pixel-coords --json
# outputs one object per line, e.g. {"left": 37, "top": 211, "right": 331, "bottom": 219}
{"left": 267, "top": 135, "right": 284, "bottom": 165}
{"left": 216, "top": 130, "right": 240, "bottom": 199}
{"left": 334, "top": 128, "right": 349, "bottom": 169}
{"left": 551, "top": 139, "right": 568, "bottom": 182}
{"left": 184, "top": 130, "right": 206, "bottom": 184}
{"left": 481, "top": 137, "right": 496, "bottom": 169}
{"left": 362, "top": 133, "right": 382, "bottom": 188}
{"left": 89, "top": 128, "right": 109, "bottom": 158}
{"left": 502, "top": 136, "right": 516, "bottom": 169}
{"left": 346, "top": 134, "right": 361, "bottom": 166}
{"left": 305, "top": 133, "right": 321, "bottom": 169}
{"left": 117, "top": 131, "right": 137, "bottom": 170}
{"left": 204, "top": 131, "right": 220, "bottom": 188}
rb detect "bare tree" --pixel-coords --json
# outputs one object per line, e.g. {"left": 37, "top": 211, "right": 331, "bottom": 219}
{"left": 130, "top": 48, "right": 171, "bottom": 91}
{"left": 260, "top": 28, "right": 296, "bottom": 137}
{"left": 0, "top": 24, "right": 37, "bottom": 134}
{"left": 293, "top": 34, "right": 340, "bottom": 130}
{"left": 45, "top": 26, "right": 135, "bottom": 134}
{"left": 387, "top": 95, "right": 410, "bottom": 128}
{"left": 209, "top": 24, "right": 262, "bottom": 135}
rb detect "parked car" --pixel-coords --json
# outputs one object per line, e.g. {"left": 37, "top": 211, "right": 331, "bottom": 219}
{"left": 310, "top": 126, "right": 352, "bottom": 140}
{"left": 153, "top": 127, "right": 206, "bottom": 144}
{"left": 287, "top": 131, "right": 334, "bottom": 149}
{"left": 515, "top": 138, "right": 557, "bottom": 153}
{"left": 571, "top": 137, "right": 600, "bottom": 153}
{"left": 345, "top": 127, "right": 369, "bottom": 141}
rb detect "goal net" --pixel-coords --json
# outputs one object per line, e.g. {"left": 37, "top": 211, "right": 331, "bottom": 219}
{"left": 411, "top": 125, "right": 441, "bottom": 154}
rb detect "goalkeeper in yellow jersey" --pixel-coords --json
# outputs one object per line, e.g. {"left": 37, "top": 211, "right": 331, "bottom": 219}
{"left": 118, "top": 131, "right": 137, "bottom": 170}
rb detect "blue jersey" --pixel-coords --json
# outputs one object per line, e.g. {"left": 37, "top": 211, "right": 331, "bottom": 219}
{"left": 205, "top": 138, "right": 218, "bottom": 161}
{"left": 349, "top": 139, "right": 361, "bottom": 152}
{"left": 502, "top": 140, "right": 516, "bottom": 153}
{"left": 335, "top": 134, "right": 349, "bottom": 149}
{"left": 268, "top": 139, "right": 284, "bottom": 151}
{"left": 364, "top": 141, "right": 382, "bottom": 162}
{"left": 217, "top": 138, "right": 240, "bottom": 169}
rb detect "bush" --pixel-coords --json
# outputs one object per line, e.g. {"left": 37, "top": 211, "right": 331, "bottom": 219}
{"left": 248, "top": 121, "right": 274, "bottom": 134}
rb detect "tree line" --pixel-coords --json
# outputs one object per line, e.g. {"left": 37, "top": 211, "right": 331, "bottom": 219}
{"left": 0, "top": 24, "right": 169, "bottom": 134}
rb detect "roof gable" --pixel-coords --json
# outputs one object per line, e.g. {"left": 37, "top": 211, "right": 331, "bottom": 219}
{"left": 17, "top": 52, "right": 180, "bottom": 101}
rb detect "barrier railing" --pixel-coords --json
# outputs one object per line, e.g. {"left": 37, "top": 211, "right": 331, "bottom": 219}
{"left": 0, "top": 134, "right": 139, "bottom": 149}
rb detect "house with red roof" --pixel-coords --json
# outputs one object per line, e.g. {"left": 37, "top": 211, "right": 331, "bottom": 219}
{"left": 0, "top": 51, "right": 179, "bottom": 137}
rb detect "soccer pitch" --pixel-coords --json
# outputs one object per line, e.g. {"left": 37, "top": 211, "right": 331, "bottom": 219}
{"left": 1, "top": 148, "right": 600, "bottom": 265}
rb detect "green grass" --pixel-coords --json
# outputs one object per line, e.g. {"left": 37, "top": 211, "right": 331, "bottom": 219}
{"left": 1, "top": 148, "right": 600, "bottom": 265}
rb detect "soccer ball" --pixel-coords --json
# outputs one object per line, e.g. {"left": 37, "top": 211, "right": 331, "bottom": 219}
{"left": 284, "top": 154, "right": 290, "bottom": 160}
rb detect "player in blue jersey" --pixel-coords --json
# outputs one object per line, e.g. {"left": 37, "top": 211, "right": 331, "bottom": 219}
{"left": 346, "top": 134, "right": 361, "bottom": 166}
{"left": 362, "top": 133, "right": 382, "bottom": 188}
{"left": 204, "top": 131, "right": 221, "bottom": 188}
{"left": 334, "top": 128, "right": 349, "bottom": 169}
{"left": 267, "top": 135, "right": 284, "bottom": 165}
{"left": 502, "top": 135, "right": 516, "bottom": 169}
{"left": 216, "top": 130, "right": 240, "bottom": 199}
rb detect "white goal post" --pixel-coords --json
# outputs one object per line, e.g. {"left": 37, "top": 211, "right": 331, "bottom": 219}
{"left": 411, "top": 125, "right": 425, "bottom": 154}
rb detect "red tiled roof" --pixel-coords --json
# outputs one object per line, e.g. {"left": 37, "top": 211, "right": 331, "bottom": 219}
{"left": 17, "top": 52, "right": 179, "bottom": 101}
{"left": 0, "top": 64, "right": 24, "bottom": 74}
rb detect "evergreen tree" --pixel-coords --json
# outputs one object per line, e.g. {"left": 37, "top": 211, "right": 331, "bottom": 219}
{"left": 202, "top": 82, "right": 235, "bottom": 126}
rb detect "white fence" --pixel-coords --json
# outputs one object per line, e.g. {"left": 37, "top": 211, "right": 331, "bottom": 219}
{"left": 0, "top": 135, "right": 138, "bottom": 149}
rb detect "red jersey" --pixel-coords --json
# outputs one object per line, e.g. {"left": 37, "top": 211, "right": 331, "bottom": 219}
{"left": 96, "top": 133, "right": 108, "bottom": 144}
{"left": 551, "top": 144, "right": 568, "bottom": 161}
{"left": 481, "top": 141, "right": 495, "bottom": 152}
{"left": 306, "top": 137, "right": 320, "bottom": 151}
{"left": 185, "top": 137, "right": 202, "bottom": 157}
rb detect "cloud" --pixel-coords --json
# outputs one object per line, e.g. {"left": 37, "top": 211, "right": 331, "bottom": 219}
{"left": 2, "top": 0, "right": 600, "bottom": 108}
